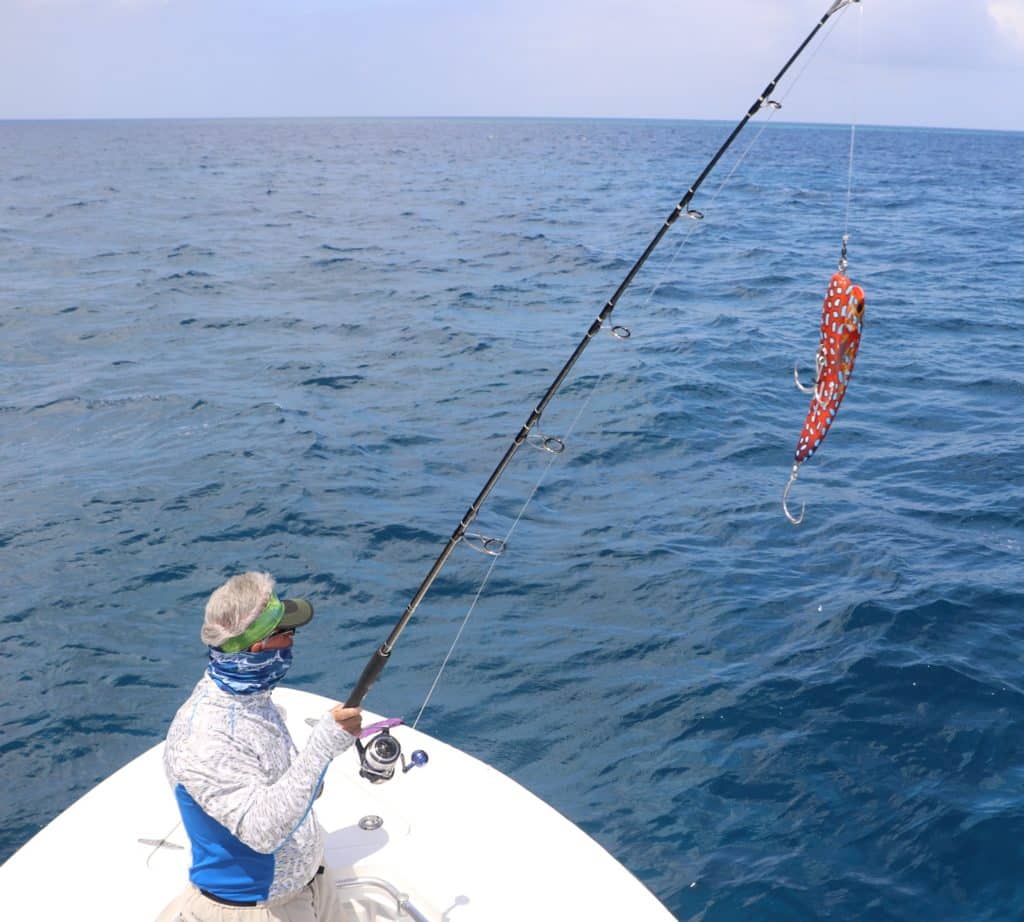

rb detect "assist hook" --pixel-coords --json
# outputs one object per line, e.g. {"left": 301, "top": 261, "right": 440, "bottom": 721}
{"left": 793, "top": 364, "right": 816, "bottom": 395}
{"left": 794, "top": 348, "right": 827, "bottom": 400}
{"left": 782, "top": 463, "right": 805, "bottom": 525}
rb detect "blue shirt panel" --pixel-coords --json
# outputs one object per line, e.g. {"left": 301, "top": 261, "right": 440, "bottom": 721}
{"left": 174, "top": 783, "right": 275, "bottom": 902}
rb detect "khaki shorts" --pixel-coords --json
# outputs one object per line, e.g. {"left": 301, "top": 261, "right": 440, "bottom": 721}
{"left": 156, "top": 868, "right": 344, "bottom": 922}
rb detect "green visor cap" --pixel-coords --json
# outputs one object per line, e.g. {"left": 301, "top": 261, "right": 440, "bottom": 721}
{"left": 219, "top": 595, "right": 315, "bottom": 653}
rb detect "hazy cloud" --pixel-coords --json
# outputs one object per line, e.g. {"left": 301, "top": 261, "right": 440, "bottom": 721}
{"left": 990, "top": 0, "right": 1024, "bottom": 49}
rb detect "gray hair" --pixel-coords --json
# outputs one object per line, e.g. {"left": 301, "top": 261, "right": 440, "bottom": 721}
{"left": 201, "top": 571, "right": 275, "bottom": 648}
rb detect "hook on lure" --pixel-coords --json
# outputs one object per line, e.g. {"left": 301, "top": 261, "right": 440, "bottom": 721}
{"left": 782, "top": 463, "right": 804, "bottom": 525}
{"left": 784, "top": 246, "right": 866, "bottom": 525}
{"left": 793, "top": 349, "right": 835, "bottom": 412}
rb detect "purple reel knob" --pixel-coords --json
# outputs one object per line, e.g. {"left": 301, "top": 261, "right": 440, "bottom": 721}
{"left": 403, "top": 749, "right": 429, "bottom": 773}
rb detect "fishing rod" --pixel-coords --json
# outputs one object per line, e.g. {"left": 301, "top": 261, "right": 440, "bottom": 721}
{"left": 345, "top": 0, "right": 861, "bottom": 711}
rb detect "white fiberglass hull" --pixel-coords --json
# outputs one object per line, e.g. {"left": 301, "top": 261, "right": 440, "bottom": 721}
{"left": 0, "top": 687, "right": 672, "bottom": 920}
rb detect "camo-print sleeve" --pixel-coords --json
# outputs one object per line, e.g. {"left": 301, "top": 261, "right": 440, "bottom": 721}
{"left": 174, "top": 712, "right": 351, "bottom": 854}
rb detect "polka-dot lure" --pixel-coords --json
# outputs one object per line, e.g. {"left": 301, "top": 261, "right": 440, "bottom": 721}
{"left": 783, "top": 271, "right": 866, "bottom": 523}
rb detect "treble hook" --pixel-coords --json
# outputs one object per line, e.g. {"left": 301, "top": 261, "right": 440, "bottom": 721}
{"left": 782, "top": 463, "right": 805, "bottom": 525}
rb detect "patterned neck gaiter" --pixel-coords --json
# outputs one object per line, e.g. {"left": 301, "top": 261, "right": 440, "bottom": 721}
{"left": 206, "top": 648, "right": 293, "bottom": 695}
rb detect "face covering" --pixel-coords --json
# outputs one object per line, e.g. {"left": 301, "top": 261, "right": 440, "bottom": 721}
{"left": 207, "top": 647, "right": 293, "bottom": 695}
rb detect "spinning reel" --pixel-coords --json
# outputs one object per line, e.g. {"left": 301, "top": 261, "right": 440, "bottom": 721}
{"left": 355, "top": 719, "right": 428, "bottom": 784}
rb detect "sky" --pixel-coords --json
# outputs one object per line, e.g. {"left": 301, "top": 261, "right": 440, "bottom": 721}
{"left": 1, "top": 0, "right": 1022, "bottom": 131}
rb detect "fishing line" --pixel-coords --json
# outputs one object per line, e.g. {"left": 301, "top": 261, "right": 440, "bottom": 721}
{"left": 403, "top": 106, "right": 816, "bottom": 717}
{"left": 843, "top": 2, "right": 864, "bottom": 242}
{"left": 522, "top": 2, "right": 855, "bottom": 346}
{"left": 844, "top": 126, "right": 857, "bottom": 243}
{"left": 540, "top": 7, "right": 851, "bottom": 318}
{"left": 412, "top": 373, "right": 603, "bottom": 729}
{"left": 608, "top": 5, "right": 851, "bottom": 329}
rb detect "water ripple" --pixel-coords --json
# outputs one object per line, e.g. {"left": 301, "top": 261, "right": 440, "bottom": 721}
{"left": 0, "top": 118, "right": 1022, "bottom": 921}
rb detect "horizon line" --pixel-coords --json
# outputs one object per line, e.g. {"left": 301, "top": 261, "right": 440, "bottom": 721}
{"left": 0, "top": 114, "right": 1020, "bottom": 135}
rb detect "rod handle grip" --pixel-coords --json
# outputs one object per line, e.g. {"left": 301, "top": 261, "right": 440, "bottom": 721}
{"left": 345, "top": 646, "right": 390, "bottom": 708}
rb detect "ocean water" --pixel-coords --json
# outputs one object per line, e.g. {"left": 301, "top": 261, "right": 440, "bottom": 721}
{"left": 1, "top": 116, "right": 1022, "bottom": 920}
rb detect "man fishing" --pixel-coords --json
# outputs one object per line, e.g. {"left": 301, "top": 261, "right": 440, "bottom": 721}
{"left": 157, "top": 571, "right": 362, "bottom": 922}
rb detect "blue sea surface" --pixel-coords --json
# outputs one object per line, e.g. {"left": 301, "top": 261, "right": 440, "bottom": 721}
{"left": 1, "top": 116, "right": 1022, "bottom": 920}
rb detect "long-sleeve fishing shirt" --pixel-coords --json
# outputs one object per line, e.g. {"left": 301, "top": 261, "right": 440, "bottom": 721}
{"left": 163, "top": 675, "right": 354, "bottom": 903}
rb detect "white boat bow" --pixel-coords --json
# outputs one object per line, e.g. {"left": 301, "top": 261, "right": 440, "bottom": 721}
{"left": 0, "top": 687, "right": 673, "bottom": 920}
